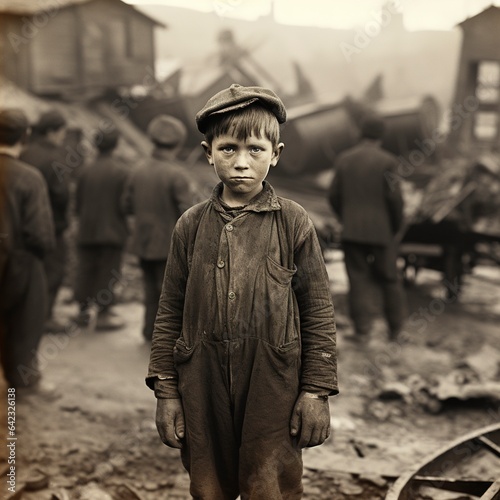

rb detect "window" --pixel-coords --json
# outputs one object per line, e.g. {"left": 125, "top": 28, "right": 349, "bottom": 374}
{"left": 476, "top": 61, "right": 500, "bottom": 103}
{"left": 473, "top": 60, "right": 500, "bottom": 142}
{"left": 474, "top": 112, "right": 498, "bottom": 141}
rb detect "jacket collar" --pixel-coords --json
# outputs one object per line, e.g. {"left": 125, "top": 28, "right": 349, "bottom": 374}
{"left": 152, "top": 148, "right": 177, "bottom": 161}
{"left": 210, "top": 180, "right": 281, "bottom": 213}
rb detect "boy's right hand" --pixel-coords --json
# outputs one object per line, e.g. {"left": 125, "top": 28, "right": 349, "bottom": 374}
{"left": 156, "top": 398, "right": 185, "bottom": 449}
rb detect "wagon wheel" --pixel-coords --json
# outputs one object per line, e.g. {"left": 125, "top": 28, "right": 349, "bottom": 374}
{"left": 385, "top": 423, "right": 500, "bottom": 500}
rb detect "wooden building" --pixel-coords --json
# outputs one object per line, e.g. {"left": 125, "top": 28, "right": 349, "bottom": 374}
{"left": 0, "top": 0, "right": 164, "bottom": 98}
{"left": 450, "top": 5, "right": 500, "bottom": 153}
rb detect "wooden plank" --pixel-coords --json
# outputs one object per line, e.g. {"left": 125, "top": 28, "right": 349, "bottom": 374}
{"left": 386, "top": 423, "right": 500, "bottom": 500}
{"left": 413, "top": 476, "right": 492, "bottom": 496}
{"left": 477, "top": 437, "right": 500, "bottom": 458}
{"left": 303, "top": 447, "right": 401, "bottom": 479}
{"left": 481, "top": 479, "right": 500, "bottom": 500}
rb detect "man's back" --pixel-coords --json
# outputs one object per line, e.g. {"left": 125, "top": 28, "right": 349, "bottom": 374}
{"left": 126, "top": 156, "right": 193, "bottom": 260}
{"left": 1, "top": 154, "right": 55, "bottom": 255}
{"left": 329, "top": 141, "right": 403, "bottom": 245}
{"left": 20, "top": 137, "right": 69, "bottom": 235}
{"left": 76, "top": 155, "right": 129, "bottom": 246}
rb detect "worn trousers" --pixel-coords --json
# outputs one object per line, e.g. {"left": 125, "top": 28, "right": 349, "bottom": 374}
{"left": 74, "top": 245, "right": 123, "bottom": 312}
{"left": 43, "top": 232, "right": 67, "bottom": 319}
{"left": 1, "top": 254, "right": 47, "bottom": 387}
{"left": 139, "top": 259, "right": 166, "bottom": 341}
{"left": 175, "top": 338, "right": 304, "bottom": 500}
{"left": 343, "top": 241, "right": 406, "bottom": 336}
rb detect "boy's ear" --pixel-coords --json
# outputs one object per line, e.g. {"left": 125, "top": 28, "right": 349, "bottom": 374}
{"left": 201, "top": 141, "right": 213, "bottom": 165}
{"left": 270, "top": 142, "right": 284, "bottom": 168}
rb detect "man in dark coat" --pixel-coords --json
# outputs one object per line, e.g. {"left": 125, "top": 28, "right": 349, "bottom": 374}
{"left": 20, "top": 109, "right": 69, "bottom": 333}
{"left": 122, "top": 115, "right": 196, "bottom": 341}
{"left": 329, "top": 114, "right": 406, "bottom": 340}
{"left": 0, "top": 109, "right": 55, "bottom": 388}
{"left": 73, "top": 128, "right": 129, "bottom": 331}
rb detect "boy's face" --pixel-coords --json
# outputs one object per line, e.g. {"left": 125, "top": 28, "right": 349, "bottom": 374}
{"left": 202, "top": 131, "right": 284, "bottom": 206}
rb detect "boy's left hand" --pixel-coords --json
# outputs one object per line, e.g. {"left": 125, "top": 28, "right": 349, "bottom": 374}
{"left": 290, "top": 391, "right": 331, "bottom": 448}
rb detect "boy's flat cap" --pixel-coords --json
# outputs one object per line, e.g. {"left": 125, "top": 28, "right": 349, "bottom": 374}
{"left": 148, "top": 114, "right": 187, "bottom": 146}
{"left": 196, "top": 83, "right": 286, "bottom": 133}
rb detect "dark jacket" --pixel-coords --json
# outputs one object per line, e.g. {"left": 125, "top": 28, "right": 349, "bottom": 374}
{"left": 122, "top": 151, "right": 195, "bottom": 260}
{"left": 20, "top": 137, "right": 69, "bottom": 235}
{"left": 0, "top": 154, "right": 55, "bottom": 308}
{"left": 147, "top": 181, "right": 338, "bottom": 397}
{"left": 75, "top": 154, "right": 129, "bottom": 246}
{"left": 0, "top": 154, "right": 55, "bottom": 257}
{"left": 329, "top": 140, "right": 404, "bottom": 245}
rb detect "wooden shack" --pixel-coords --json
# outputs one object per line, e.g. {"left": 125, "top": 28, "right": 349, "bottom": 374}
{"left": 449, "top": 5, "right": 500, "bottom": 153}
{"left": 0, "top": 0, "right": 164, "bottom": 98}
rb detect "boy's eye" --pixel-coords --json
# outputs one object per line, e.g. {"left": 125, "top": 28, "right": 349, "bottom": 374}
{"left": 250, "top": 146, "right": 263, "bottom": 154}
{"left": 220, "top": 146, "right": 235, "bottom": 154}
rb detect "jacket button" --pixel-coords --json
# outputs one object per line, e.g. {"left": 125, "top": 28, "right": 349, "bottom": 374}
{"left": 228, "top": 291, "right": 236, "bottom": 300}
{"left": 225, "top": 224, "right": 234, "bottom": 232}
{"left": 217, "top": 260, "right": 225, "bottom": 268}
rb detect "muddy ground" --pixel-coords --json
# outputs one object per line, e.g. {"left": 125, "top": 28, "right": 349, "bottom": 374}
{"left": 2, "top": 247, "right": 500, "bottom": 499}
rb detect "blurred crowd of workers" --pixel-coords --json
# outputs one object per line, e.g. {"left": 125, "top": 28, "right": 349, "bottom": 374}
{"left": 0, "top": 105, "right": 409, "bottom": 393}
{"left": 0, "top": 107, "right": 197, "bottom": 390}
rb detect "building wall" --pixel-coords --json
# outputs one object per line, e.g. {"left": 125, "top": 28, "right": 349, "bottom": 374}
{"left": 1, "top": 0, "right": 156, "bottom": 97}
{"left": 451, "top": 8, "right": 500, "bottom": 152}
{"left": 30, "top": 8, "right": 79, "bottom": 95}
{"left": 77, "top": 0, "right": 155, "bottom": 91}
{"left": 0, "top": 15, "right": 32, "bottom": 90}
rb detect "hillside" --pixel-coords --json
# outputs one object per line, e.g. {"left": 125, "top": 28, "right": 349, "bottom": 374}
{"left": 137, "top": 4, "right": 462, "bottom": 110}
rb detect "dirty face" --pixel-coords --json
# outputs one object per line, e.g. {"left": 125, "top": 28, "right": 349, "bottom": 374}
{"left": 202, "top": 132, "right": 283, "bottom": 206}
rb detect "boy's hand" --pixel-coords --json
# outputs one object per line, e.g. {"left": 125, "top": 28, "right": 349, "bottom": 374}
{"left": 290, "top": 391, "right": 331, "bottom": 448}
{"left": 156, "top": 398, "right": 185, "bottom": 449}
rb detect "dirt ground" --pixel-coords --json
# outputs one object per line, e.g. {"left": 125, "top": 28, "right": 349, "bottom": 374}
{"left": 2, "top": 249, "right": 500, "bottom": 500}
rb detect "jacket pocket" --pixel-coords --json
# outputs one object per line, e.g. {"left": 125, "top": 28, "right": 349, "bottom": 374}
{"left": 266, "top": 256, "right": 297, "bottom": 287}
{"left": 173, "top": 338, "right": 196, "bottom": 367}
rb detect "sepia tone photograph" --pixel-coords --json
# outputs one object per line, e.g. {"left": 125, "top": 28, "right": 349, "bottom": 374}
{"left": 1, "top": 0, "right": 500, "bottom": 498}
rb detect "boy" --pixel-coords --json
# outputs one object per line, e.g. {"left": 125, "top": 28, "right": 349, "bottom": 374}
{"left": 328, "top": 115, "right": 405, "bottom": 340}
{"left": 147, "top": 84, "right": 338, "bottom": 499}
{"left": 20, "top": 110, "right": 68, "bottom": 333}
{"left": 122, "top": 115, "right": 196, "bottom": 341}
{"left": 0, "top": 109, "right": 55, "bottom": 388}
{"left": 73, "top": 128, "right": 129, "bottom": 331}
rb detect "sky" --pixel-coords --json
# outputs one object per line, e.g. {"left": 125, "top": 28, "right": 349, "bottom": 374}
{"left": 123, "top": 0, "right": 500, "bottom": 31}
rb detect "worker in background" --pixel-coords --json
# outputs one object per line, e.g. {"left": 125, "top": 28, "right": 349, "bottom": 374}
{"left": 20, "top": 109, "right": 69, "bottom": 333}
{"left": 73, "top": 128, "right": 129, "bottom": 331}
{"left": 0, "top": 109, "right": 55, "bottom": 389}
{"left": 122, "top": 115, "right": 196, "bottom": 341}
{"left": 328, "top": 114, "right": 406, "bottom": 341}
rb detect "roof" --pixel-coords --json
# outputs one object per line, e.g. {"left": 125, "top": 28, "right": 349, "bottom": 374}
{"left": 0, "top": 0, "right": 165, "bottom": 27}
{"left": 458, "top": 5, "right": 500, "bottom": 26}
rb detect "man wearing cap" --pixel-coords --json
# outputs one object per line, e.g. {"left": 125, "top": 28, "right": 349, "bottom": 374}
{"left": 0, "top": 109, "right": 55, "bottom": 388}
{"left": 329, "top": 114, "right": 406, "bottom": 341}
{"left": 122, "top": 114, "right": 196, "bottom": 341}
{"left": 72, "top": 128, "right": 129, "bottom": 331}
{"left": 20, "top": 109, "right": 69, "bottom": 333}
{"left": 147, "top": 85, "right": 338, "bottom": 498}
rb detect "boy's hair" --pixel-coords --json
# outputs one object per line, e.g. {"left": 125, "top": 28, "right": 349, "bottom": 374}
{"left": 203, "top": 104, "right": 281, "bottom": 148}
{"left": 360, "top": 114, "right": 385, "bottom": 140}
{"left": 36, "top": 110, "right": 66, "bottom": 136}
{"left": 0, "top": 109, "right": 29, "bottom": 146}
{"left": 95, "top": 128, "right": 120, "bottom": 153}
